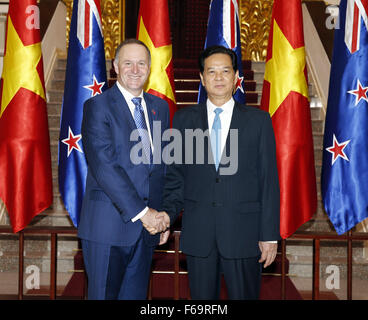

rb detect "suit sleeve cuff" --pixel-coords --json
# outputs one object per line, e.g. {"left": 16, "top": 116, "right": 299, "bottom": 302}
{"left": 131, "top": 206, "right": 149, "bottom": 222}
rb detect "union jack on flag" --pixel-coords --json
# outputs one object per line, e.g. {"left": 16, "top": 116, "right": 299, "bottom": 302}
{"left": 58, "top": 0, "right": 107, "bottom": 227}
{"left": 344, "top": 0, "right": 368, "bottom": 53}
{"left": 198, "top": 0, "right": 246, "bottom": 104}
{"left": 322, "top": 0, "right": 368, "bottom": 234}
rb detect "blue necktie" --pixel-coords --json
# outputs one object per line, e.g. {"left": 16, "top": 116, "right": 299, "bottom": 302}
{"left": 211, "top": 108, "right": 223, "bottom": 171}
{"left": 132, "top": 97, "right": 152, "bottom": 164}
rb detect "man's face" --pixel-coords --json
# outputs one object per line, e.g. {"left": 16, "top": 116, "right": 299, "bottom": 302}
{"left": 199, "top": 53, "right": 238, "bottom": 105}
{"left": 113, "top": 43, "right": 150, "bottom": 96}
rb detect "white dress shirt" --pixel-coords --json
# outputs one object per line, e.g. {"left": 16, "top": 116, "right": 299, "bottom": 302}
{"left": 115, "top": 82, "right": 150, "bottom": 222}
{"left": 207, "top": 97, "right": 234, "bottom": 158}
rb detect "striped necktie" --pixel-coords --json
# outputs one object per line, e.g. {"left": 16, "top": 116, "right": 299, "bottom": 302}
{"left": 211, "top": 107, "right": 223, "bottom": 171}
{"left": 132, "top": 97, "right": 152, "bottom": 164}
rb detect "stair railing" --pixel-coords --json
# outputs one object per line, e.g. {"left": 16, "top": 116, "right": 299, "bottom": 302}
{"left": 1, "top": 226, "right": 368, "bottom": 300}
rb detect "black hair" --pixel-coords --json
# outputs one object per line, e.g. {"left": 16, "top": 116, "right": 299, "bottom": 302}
{"left": 198, "top": 45, "right": 237, "bottom": 74}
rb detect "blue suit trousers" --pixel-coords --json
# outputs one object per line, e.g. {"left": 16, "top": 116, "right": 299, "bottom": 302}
{"left": 81, "top": 233, "right": 154, "bottom": 300}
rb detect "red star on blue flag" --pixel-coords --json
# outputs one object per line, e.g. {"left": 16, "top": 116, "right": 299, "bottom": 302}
{"left": 235, "top": 74, "right": 244, "bottom": 93}
{"left": 326, "top": 134, "right": 350, "bottom": 165}
{"left": 347, "top": 79, "right": 368, "bottom": 106}
{"left": 83, "top": 74, "right": 105, "bottom": 97}
{"left": 61, "top": 127, "right": 83, "bottom": 157}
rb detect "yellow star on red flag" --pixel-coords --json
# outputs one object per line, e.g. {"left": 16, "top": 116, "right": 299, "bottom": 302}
{"left": 138, "top": 18, "right": 176, "bottom": 103}
{"left": 264, "top": 20, "right": 309, "bottom": 116}
{"left": 1, "top": 16, "right": 45, "bottom": 117}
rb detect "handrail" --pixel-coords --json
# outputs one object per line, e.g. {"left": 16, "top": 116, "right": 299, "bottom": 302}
{"left": 302, "top": 3, "right": 330, "bottom": 113}
{"left": 0, "top": 226, "right": 77, "bottom": 234}
{"left": 0, "top": 226, "right": 77, "bottom": 300}
{"left": 0, "top": 226, "right": 367, "bottom": 300}
{"left": 283, "top": 230, "right": 368, "bottom": 300}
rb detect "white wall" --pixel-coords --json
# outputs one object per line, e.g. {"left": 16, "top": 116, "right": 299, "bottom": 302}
{"left": 0, "top": 3, "right": 9, "bottom": 75}
{"left": 41, "top": 1, "right": 67, "bottom": 89}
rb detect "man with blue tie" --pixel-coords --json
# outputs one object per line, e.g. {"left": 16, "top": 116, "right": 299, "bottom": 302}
{"left": 78, "top": 39, "right": 170, "bottom": 300}
{"left": 161, "top": 46, "right": 280, "bottom": 299}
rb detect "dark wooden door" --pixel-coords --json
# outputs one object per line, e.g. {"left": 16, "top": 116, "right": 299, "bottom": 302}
{"left": 169, "top": 0, "right": 211, "bottom": 60}
{"left": 124, "top": 0, "right": 211, "bottom": 60}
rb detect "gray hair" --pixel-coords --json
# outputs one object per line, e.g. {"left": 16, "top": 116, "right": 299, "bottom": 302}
{"left": 114, "top": 38, "right": 151, "bottom": 65}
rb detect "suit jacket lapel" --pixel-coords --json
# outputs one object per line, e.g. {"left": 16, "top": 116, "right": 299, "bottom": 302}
{"left": 143, "top": 93, "right": 157, "bottom": 171}
{"left": 110, "top": 84, "right": 136, "bottom": 132}
{"left": 228, "top": 102, "right": 245, "bottom": 135}
{"left": 196, "top": 103, "right": 217, "bottom": 173}
{"left": 198, "top": 103, "right": 209, "bottom": 132}
{"left": 143, "top": 92, "right": 156, "bottom": 136}
{"left": 220, "top": 102, "right": 245, "bottom": 169}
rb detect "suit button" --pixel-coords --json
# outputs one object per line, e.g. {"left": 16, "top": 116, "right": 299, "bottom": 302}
{"left": 212, "top": 202, "right": 223, "bottom": 207}
{"left": 216, "top": 178, "right": 221, "bottom": 183}
{"left": 143, "top": 197, "right": 148, "bottom": 201}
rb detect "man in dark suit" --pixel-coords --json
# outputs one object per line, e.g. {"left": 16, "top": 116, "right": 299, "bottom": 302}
{"left": 78, "top": 39, "right": 170, "bottom": 300}
{"left": 161, "top": 45, "right": 280, "bottom": 299}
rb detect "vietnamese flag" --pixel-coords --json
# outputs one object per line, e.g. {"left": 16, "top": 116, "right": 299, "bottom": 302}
{"left": 0, "top": 0, "right": 53, "bottom": 233}
{"left": 260, "top": 0, "right": 317, "bottom": 239}
{"left": 137, "top": 0, "right": 177, "bottom": 125}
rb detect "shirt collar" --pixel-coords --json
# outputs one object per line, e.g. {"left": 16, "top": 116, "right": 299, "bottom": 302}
{"left": 116, "top": 81, "right": 144, "bottom": 103}
{"left": 206, "top": 97, "right": 235, "bottom": 114}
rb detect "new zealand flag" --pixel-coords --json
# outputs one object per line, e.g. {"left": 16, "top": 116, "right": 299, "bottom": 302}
{"left": 58, "top": 0, "right": 107, "bottom": 227}
{"left": 322, "top": 0, "right": 368, "bottom": 234}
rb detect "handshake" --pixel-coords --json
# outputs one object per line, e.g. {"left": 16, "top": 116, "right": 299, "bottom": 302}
{"left": 140, "top": 208, "right": 170, "bottom": 244}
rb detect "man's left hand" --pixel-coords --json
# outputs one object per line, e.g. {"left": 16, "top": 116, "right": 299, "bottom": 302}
{"left": 258, "top": 241, "right": 277, "bottom": 268}
{"left": 159, "top": 230, "right": 170, "bottom": 245}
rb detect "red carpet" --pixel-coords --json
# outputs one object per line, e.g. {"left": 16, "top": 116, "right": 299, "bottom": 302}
{"left": 60, "top": 237, "right": 303, "bottom": 300}
{"left": 148, "top": 269, "right": 303, "bottom": 300}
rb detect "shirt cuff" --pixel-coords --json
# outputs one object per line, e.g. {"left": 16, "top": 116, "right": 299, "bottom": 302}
{"left": 131, "top": 206, "right": 149, "bottom": 222}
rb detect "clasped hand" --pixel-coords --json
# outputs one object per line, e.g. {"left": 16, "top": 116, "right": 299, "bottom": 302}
{"left": 140, "top": 208, "right": 170, "bottom": 235}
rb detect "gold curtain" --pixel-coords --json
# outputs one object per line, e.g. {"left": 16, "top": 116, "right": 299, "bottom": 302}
{"left": 239, "top": 0, "right": 273, "bottom": 62}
